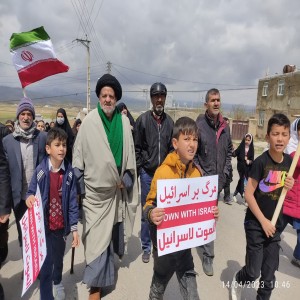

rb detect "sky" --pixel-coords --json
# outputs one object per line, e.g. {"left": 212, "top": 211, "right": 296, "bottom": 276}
{"left": 1, "top": 0, "right": 300, "bottom": 108}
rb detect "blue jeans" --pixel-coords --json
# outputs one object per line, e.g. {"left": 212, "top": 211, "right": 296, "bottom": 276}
{"left": 40, "top": 229, "right": 66, "bottom": 300}
{"left": 140, "top": 168, "right": 152, "bottom": 253}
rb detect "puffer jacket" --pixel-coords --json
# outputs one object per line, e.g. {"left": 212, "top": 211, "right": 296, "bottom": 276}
{"left": 143, "top": 151, "right": 202, "bottom": 248}
{"left": 134, "top": 110, "right": 174, "bottom": 176}
{"left": 195, "top": 112, "right": 232, "bottom": 193}
{"left": 283, "top": 152, "right": 300, "bottom": 219}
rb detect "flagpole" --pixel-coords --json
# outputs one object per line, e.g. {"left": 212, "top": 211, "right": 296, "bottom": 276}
{"left": 22, "top": 88, "right": 27, "bottom": 98}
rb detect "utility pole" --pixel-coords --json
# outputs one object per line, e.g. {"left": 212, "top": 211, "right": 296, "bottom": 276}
{"left": 106, "top": 61, "right": 112, "bottom": 74}
{"left": 143, "top": 89, "right": 148, "bottom": 110}
{"left": 75, "top": 37, "right": 91, "bottom": 112}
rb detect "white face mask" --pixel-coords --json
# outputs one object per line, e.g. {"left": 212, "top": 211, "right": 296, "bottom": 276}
{"left": 57, "top": 117, "right": 65, "bottom": 125}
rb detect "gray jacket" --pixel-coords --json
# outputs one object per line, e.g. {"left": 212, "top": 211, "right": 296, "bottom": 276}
{"left": 3, "top": 129, "right": 47, "bottom": 208}
{"left": 195, "top": 112, "right": 232, "bottom": 193}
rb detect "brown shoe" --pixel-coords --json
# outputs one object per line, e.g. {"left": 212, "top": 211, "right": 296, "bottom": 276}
{"left": 89, "top": 287, "right": 101, "bottom": 300}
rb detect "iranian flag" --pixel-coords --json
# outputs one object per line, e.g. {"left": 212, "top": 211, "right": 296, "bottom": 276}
{"left": 10, "top": 26, "right": 69, "bottom": 88}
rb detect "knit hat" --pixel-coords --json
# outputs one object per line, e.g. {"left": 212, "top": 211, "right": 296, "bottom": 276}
{"left": 16, "top": 97, "right": 35, "bottom": 119}
{"left": 95, "top": 74, "right": 122, "bottom": 100}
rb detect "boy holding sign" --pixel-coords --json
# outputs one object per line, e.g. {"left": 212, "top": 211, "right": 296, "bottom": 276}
{"left": 231, "top": 114, "right": 294, "bottom": 300}
{"left": 144, "top": 117, "right": 219, "bottom": 300}
{"left": 26, "top": 128, "right": 79, "bottom": 300}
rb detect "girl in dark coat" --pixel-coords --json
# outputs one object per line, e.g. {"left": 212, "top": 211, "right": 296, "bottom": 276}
{"left": 54, "top": 108, "right": 74, "bottom": 163}
{"left": 232, "top": 133, "right": 254, "bottom": 199}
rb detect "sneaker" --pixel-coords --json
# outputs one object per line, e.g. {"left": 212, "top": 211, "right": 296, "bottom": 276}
{"left": 291, "top": 257, "right": 300, "bottom": 268}
{"left": 53, "top": 282, "right": 65, "bottom": 300}
{"left": 224, "top": 199, "right": 233, "bottom": 205}
{"left": 202, "top": 256, "right": 213, "bottom": 276}
{"left": 142, "top": 251, "right": 150, "bottom": 263}
{"left": 231, "top": 271, "right": 242, "bottom": 300}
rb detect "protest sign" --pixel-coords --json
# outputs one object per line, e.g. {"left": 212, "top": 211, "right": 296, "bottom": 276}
{"left": 157, "top": 175, "right": 218, "bottom": 256}
{"left": 20, "top": 186, "right": 46, "bottom": 296}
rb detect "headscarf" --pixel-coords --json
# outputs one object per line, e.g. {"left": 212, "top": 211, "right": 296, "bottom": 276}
{"left": 72, "top": 118, "right": 82, "bottom": 135}
{"left": 235, "top": 132, "right": 254, "bottom": 162}
{"left": 116, "top": 102, "right": 135, "bottom": 128}
{"left": 54, "top": 108, "right": 74, "bottom": 162}
{"left": 286, "top": 118, "right": 300, "bottom": 154}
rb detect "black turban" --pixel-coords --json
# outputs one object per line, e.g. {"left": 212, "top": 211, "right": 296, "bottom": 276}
{"left": 95, "top": 74, "right": 122, "bottom": 100}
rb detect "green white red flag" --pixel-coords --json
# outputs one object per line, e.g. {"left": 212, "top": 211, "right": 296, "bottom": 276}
{"left": 10, "top": 26, "right": 69, "bottom": 88}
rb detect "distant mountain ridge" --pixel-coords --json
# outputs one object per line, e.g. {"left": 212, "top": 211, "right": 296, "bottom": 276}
{"left": 0, "top": 85, "right": 255, "bottom": 112}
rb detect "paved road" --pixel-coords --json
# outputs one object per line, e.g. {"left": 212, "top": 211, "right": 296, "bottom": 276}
{"left": 1, "top": 158, "right": 299, "bottom": 299}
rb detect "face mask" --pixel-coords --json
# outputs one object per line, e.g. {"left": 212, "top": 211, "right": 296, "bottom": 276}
{"left": 57, "top": 117, "right": 65, "bottom": 125}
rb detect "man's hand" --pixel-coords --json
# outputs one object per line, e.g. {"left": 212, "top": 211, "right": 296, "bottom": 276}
{"left": 25, "top": 195, "right": 36, "bottom": 208}
{"left": 150, "top": 208, "right": 165, "bottom": 226}
{"left": 0, "top": 214, "right": 10, "bottom": 224}
{"left": 72, "top": 231, "right": 80, "bottom": 248}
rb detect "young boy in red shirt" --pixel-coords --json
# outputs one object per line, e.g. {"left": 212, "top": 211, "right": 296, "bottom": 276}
{"left": 26, "top": 128, "right": 79, "bottom": 300}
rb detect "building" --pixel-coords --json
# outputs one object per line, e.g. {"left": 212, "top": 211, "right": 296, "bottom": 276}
{"left": 255, "top": 65, "right": 300, "bottom": 139}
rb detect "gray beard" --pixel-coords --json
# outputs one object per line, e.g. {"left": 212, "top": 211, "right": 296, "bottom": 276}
{"left": 101, "top": 103, "right": 116, "bottom": 117}
{"left": 154, "top": 106, "right": 164, "bottom": 116}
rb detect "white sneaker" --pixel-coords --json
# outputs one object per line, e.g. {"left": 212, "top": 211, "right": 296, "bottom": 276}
{"left": 231, "top": 271, "right": 242, "bottom": 300}
{"left": 53, "top": 282, "right": 65, "bottom": 300}
{"left": 233, "top": 196, "right": 237, "bottom": 203}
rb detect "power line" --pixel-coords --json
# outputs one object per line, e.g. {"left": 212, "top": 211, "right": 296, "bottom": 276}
{"left": 112, "top": 62, "right": 257, "bottom": 87}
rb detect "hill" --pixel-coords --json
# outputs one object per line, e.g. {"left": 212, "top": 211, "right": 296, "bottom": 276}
{"left": 0, "top": 85, "right": 255, "bottom": 114}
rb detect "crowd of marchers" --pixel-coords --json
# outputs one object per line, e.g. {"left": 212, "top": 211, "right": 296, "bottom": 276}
{"left": 1, "top": 74, "right": 300, "bottom": 300}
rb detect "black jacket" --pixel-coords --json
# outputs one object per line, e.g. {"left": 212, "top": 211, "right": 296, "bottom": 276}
{"left": 195, "top": 112, "right": 232, "bottom": 193}
{"left": 134, "top": 110, "right": 174, "bottom": 176}
{"left": 0, "top": 124, "right": 12, "bottom": 216}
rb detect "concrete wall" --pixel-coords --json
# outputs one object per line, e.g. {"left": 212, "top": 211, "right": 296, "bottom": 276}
{"left": 256, "top": 71, "right": 300, "bottom": 138}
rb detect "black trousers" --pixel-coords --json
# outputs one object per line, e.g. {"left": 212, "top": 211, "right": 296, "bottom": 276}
{"left": 149, "top": 248, "right": 199, "bottom": 300}
{"left": 236, "top": 219, "right": 280, "bottom": 300}
{"left": 13, "top": 200, "right": 27, "bottom": 247}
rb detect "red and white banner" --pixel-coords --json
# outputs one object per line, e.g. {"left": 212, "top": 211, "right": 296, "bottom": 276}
{"left": 157, "top": 175, "right": 218, "bottom": 256}
{"left": 20, "top": 186, "right": 46, "bottom": 296}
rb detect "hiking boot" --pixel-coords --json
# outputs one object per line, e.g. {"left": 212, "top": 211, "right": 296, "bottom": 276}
{"left": 231, "top": 271, "right": 242, "bottom": 300}
{"left": 291, "top": 257, "right": 300, "bottom": 268}
{"left": 142, "top": 251, "right": 150, "bottom": 263}
{"left": 53, "top": 282, "right": 65, "bottom": 300}
{"left": 202, "top": 256, "right": 213, "bottom": 276}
